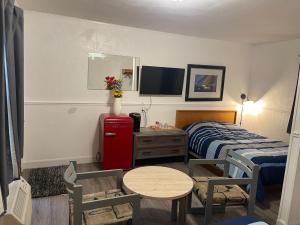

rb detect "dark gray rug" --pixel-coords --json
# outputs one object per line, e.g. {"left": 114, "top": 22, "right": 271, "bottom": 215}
{"left": 27, "top": 165, "right": 68, "bottom": 198}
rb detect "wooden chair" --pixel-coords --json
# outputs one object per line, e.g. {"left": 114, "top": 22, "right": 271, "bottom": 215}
{"left": 63, "top": 161, "right": 140, "bottom": 225}
{"left": 188, "top": 150, "right": 260, "bottom": 225}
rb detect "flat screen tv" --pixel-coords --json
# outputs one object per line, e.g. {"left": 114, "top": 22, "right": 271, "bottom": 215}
{"left": 139, "top": 66, "right": 185, "bottom": 95}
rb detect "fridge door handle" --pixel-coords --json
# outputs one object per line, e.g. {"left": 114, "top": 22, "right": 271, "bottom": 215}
{"left": 105, "top": 132, "right": 117, "bottom": 137}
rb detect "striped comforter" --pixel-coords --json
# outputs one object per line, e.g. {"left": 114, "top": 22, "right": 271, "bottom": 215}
{"left": 184, "top": 122, "right": 288, "bottom": 201}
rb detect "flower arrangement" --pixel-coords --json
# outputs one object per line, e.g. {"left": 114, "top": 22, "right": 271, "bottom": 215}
{"left": 104, "top": 76, "right": 123, "bottom": 98}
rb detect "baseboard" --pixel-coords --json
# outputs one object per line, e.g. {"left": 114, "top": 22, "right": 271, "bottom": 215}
{"left": 21, "top": 156, "right": 97, "bottom": 169}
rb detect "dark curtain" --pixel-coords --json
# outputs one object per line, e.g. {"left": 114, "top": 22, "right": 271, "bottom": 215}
{"left": 0, "top": 0, "right": 23, "bottom": 210}
{"left": 287, "top": 64, "right": 300, "bottom": 134}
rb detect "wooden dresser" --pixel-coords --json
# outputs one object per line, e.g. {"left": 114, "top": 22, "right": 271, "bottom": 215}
{"left": 133, "top": 128, "right": 188, "bottom": 167}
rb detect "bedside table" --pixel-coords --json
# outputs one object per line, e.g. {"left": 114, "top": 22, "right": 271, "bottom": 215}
{"left": 133, "top": 128, "right": 188, "bottom": 167}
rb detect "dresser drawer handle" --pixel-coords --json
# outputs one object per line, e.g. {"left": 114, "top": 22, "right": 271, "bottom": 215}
{"left": 142, "top": 139, "right": 153, "bottom": 143}
{"left": 171, "top": 149, "right": 180, "bottom": 153}
{"left": 142, "top": 151, "right": 151, "bottom": 155}
{"left": 172, "top": 138, "right": 181, "bottom": 142}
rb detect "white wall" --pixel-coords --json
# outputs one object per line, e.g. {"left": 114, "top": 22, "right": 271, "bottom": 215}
{"left": 277, "top": 62, "right": 300, "bottom": 225}
{"left": 23, "top": 11, "right": 252, "bottom": 168}
{"left": 246, "top": 39, "right": 300, "bottom": 225}
{"left": 242, "top": 39, "right": 300, "bottom": 142}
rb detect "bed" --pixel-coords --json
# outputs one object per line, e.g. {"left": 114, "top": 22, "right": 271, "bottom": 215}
{"left": 175, "top": 110, "right": 288, "bottom": 201}
{"left": 212, "top": 216, "right": 268, "bottom": 225}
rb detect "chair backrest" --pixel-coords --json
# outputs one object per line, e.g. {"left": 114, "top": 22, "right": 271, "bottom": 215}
{"left": 225, "top": 150, "right": 258, "bottom": 178}
{"left": 64, "top": 161, "right": 77, "bottom": 194}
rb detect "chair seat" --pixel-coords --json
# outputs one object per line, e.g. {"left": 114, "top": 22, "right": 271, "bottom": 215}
{"left": 192, "top": 177, "right": 249, "bottom": 205}
{"left": 69, "top": 189, "right": 132, "bottom": 225}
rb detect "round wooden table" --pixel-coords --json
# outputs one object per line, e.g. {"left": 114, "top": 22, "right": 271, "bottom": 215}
{"left": 123, "top": 166, "right": 193, "bottom": 224}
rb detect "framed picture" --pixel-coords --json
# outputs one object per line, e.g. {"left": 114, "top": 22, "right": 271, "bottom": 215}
{"left": 185, "top": 64, "right": 226, "bottom": 101}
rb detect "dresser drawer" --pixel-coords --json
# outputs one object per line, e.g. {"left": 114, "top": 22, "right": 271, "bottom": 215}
{"left": 136, "top": 135, "right": 186, "bottom": 148}
{"left": 136, "top": 146, "right": 186, "bottom": 159}
{"left": 164, "top": 136, "right": 186, "bottom": 145}
{"left": 136, "top": 136, "right": 156, "bottom": 147}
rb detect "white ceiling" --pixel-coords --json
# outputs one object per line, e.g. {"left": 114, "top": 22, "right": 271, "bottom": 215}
{"left": 19, "top": 0, "right": 300, "bottom": 44}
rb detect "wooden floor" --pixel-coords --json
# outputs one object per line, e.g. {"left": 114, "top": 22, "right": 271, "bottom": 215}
{"left": 26, "top": 162, "right": 281, "bottom": 225}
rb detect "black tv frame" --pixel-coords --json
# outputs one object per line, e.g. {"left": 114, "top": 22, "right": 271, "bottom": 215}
{"left": 139, "top": 65, "right": 185, "bottom": 96}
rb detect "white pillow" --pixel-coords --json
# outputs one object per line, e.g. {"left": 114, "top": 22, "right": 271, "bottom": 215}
{"left": 249, "top": 222, "right": 268, "bottom": 225}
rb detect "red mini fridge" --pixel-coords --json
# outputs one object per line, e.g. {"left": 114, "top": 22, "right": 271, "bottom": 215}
{"left": 100, "top": 114, "right": 133, "bottom": 170}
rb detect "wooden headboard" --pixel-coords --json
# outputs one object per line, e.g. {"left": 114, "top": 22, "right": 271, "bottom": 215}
{"left": 175, "top": 110, "right": 237, "bottom": 128}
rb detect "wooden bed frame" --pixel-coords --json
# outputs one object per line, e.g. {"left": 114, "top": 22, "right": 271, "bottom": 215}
{"left": 175, "top": 110, "right": 237, "bottom": 129}
{"left": 175, "top": 110, "right": 237, "bottom": 175}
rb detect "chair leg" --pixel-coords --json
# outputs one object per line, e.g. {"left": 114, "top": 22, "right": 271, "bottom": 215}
{"left": 247, "top": 197, "right": 255, "bottom": 215}
{"left": 204, "top": 182, "right": 214, "bottom": 225}
{"left": 73, "top": 186, "right": 83, "bottom": 225}
{"left": 247, "top": 184, "right": 257, "bottom": 215}
{"left": 204, "top": 204, "right": 213, "bottom": 225}
{"left": 73, "top": 208, "right": 82, "bottom": 225}
{"left": 131, "top": 195, "right": 140, "bottom": 225}
{"left": 131, "top": 215, "right": 137, "bottom": 225}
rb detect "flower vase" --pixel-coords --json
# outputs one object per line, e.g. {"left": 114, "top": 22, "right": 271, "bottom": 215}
{"left": 112, "top": 97, "right": 122, "bottom": 116}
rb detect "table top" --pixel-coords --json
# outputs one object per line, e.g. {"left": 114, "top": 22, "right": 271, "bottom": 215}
{"left": 123, "top": 166, "right": 193, "bottom": 200}
{"left": 134, "top": 127, "right": 186, "bottom": 137}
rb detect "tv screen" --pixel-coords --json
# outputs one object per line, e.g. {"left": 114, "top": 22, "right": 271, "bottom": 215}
{"left": 139, "top": 66, "right": 185, "bottom": 95}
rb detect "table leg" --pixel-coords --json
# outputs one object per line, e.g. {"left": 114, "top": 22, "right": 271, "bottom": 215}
{"left": 184, "top": 154, "right": 188, "bottom": 164}
{"left": 178, "top": 196, "right": 187, "bottom": 225}
{"left": 171, "top": 199, "right": 178, "bottom": 221}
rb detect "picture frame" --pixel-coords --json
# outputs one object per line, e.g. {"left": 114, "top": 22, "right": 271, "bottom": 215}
{"left": 185, "top": 64, "right": 226, "bottom": 101}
